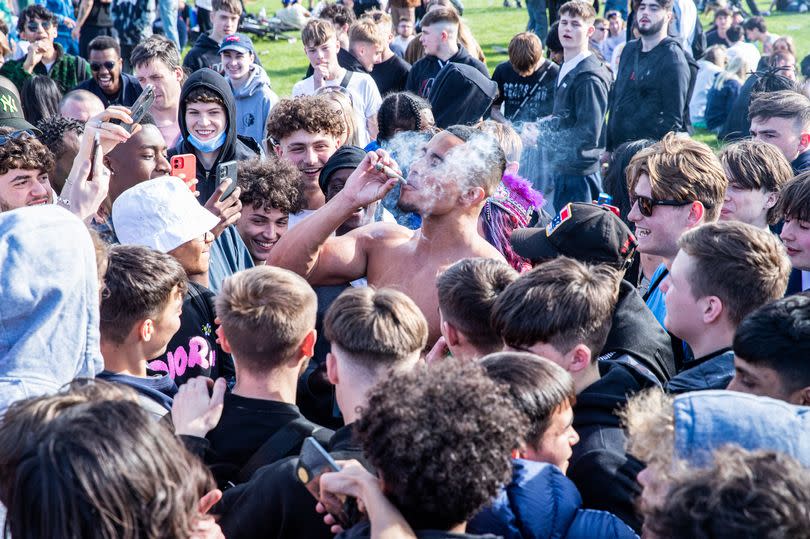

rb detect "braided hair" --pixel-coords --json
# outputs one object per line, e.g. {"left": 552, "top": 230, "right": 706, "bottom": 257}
{"left": 376, "top": 92, "right": 433, "bottom": 142}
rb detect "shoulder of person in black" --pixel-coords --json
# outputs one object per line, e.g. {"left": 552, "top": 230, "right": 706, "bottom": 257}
{"left": 203, "top": 392, "right": 333, "bottom": 487}
{"left": 217, "top": 424, "right": 368, "bottom": 539}
{"left": 371, "top": 54, "right": 411, "bottom": 95}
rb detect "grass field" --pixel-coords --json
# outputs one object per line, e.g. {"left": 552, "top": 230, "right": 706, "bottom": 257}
{"left": 239, "top": 0, "right": 810, "bottom": 145}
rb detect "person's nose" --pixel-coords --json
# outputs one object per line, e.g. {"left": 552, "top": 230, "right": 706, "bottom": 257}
{"left": 155, "top": 153, "right": 171, "bottom": 176}
{"left": 781, "top": 221, "right": 796, "bottom": 242}
{"left": 628, "top": 200, "right": 642, "bottom": 222}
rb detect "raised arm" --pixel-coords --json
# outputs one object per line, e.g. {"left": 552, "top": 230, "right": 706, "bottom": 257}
{"left": 268, "top": 150, "right": 401, "bottom": 285}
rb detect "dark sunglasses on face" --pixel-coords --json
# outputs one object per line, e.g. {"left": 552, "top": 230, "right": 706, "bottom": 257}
{"left": 91, "top": 61, "right": 117, "bottom": 72}
{"left": 0, "top": 130, "right": 36, "bottom": 145}
{"left": 26, "top": 20, "right": 52, "bottom": 32}
{"left": 630, "top": 194, "right": 694, "bottom": 217}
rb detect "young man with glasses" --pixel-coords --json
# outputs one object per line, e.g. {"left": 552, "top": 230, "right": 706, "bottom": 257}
{"left": 75, "top": 36, "right": 143, "bottom": 108}
{"left": 0, "top": 5, "right": 90, "bottom": 93}
{"left": 626, "top": 132, "right": 727, "bottom": 328}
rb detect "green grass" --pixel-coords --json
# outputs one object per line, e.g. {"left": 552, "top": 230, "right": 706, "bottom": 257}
{"left": 241, "top": 0, "right": 810, "bottom": 146}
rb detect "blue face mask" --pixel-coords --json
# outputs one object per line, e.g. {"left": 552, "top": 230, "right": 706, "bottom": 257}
{"left": 187, "top": 130, "right": 227, "bottom": 153}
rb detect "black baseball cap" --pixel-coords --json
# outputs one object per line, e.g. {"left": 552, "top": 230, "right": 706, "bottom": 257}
{"left": 510, "top": 202, "right": 638, "bottom": 268}
{"left": 0, "top": 87, "right": 39, "bottom": 133}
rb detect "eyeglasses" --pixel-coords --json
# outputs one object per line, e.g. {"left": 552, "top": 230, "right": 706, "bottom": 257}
{"left": 630, "top": 194, "right": 694, "bottom": 217}
{"left": 90, "top": 61, "right": 117, "bottom": 72}
{"left": 25, "top": 20, "right": 52, "bottom": 32}
{"left": 0, "top": 130, "right": 36, "bottom": 145}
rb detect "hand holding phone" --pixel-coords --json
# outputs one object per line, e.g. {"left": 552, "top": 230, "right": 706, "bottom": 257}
{"left": 171, "top": 154, "right": 197, "bottom": 192}
{"left": 216, "top": 160, "right": 238, "bottom": 202}
{"left": 114, "top": 84, "right": 155, "bottom": 133}
{"left": 297, "top": 437, "right": 361, "bottom": 528}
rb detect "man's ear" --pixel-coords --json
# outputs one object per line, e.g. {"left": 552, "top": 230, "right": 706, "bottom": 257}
{"left": 799, "top": 132, "right": 810, "bottom": 153}
{"left": 273, "top": 143, "right": 284, "bottom": 158}
{"left": 687, "top": 200, "right": 706, "bottom": 227}
{"left": 461, "top": 186, "right": 487, "bottom": 207}
{"left": 139, "top": 319, "right": 154, "bottom": 342}
{"left": 174, "top": 66, "right": 184, "bottom": 82}
{"left": 326, "top": 351, "right": 339, "bottom": 385}
{"left": 299, "top": 328, "right": 317, "bottom": 359}
{"left": 701, "top": 295, "right": 724, "bottom": 325}
{"left": 442, "top": 320, "right": 460, "bottom": 347}
{"left": 566, "top": 344, "right": 593, "bottom": 373}
{"left": 216, "top": 324, "right": 233, "bottom": 353}
{"left": 103, "top": 154, "right": 113, "bottom": 174}
{"left": 764, "top": 190, "right": 779, "bottom": 211}
{"left": 505, "top": 161, "right": 520, "bottom": 177}
{"left": 793, "top": 386, "right": 810, "bottom": 406}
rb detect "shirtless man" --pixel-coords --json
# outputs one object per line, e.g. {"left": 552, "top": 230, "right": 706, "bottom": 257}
{"left": 269, "top": 126, "right": 506, "bottom": 343}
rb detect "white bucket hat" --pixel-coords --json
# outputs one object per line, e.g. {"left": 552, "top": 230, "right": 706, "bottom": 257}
{"left": 112, "top": 176, "right": 221, "bottom": 253}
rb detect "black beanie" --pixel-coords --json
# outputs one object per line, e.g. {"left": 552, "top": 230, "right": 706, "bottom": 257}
{"left": 318, "top": 145, "right": 367, "bottom": 195}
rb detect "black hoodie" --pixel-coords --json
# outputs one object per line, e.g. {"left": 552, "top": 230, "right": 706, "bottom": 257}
{"left": 568, "top": 362, "right": 645, "bottom": 533}
{"left": 169, "top": 68, "right": 262, "bottom": 203}
{"left": 405, "top": 45, "right": 489, "bottom": 98}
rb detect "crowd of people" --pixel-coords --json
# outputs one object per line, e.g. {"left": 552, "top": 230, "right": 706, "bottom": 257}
{"left": 1, "top": 0, "right": 810, "bottom": 536}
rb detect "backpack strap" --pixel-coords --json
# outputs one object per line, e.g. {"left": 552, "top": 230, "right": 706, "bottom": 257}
{"left": 339, "top": 69, "right": 354, "bottom": 89}
{"left": 507, "top": 61, "right": 552, "bottom": 123}
{"left": 236, "top": 417, "right": 326, "bottom": 483}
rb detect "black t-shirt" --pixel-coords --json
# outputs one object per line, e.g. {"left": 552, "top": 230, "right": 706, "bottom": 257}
{"left": 492, "top": 59, "right": 559, "bottom": 123}
{"left": 204, "top": 393, "right": 332, "bottom": 486}
{"left": 147, "top": 281, "right": 233, "bottom": 386}
{"left": 371, "top": 54, "right": 411, "bottom": 96}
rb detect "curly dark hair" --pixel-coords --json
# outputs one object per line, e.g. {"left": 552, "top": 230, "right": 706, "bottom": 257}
{"left": 644, "top": 447, "right": 810, "bottom": 539}
{"left": 376, "top": 92, "right": 432, "bottom": 142}
{"left": 319, "top": 3, "right": 356, "bottom": 27}
{"left": 36, "top": 115, "right": 85, "bottom": 159}
{"left": 0, "top": 127, "right": 55, "bottom": 177}
{"left": 266, "top": 96, "right": 345, "bottom": 143}
{"left": 237, "top": 157, "right": 305, "bottom": 214}
{"left": 17, "top": 4, "right": 55, "bottom": 34}
{"left": 355, "top": 362, "right": 526, "bottom": 531}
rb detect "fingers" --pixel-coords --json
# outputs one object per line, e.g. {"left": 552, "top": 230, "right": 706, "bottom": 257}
{"left": 210, "top": 378, "right": 227, "bottom": 408}
{"left": 197, "top": 489, "right": 223, "bottom": 514}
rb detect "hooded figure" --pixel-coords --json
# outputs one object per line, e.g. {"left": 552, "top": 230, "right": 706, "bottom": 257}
{"left": 0, "top": 206, "right": 103, "bottom": 414}
{"left": 170, "top": 68, "right": 262, "bottom": 203}
{"left": 230, "top": 66, "right": 279, "bottom": 150}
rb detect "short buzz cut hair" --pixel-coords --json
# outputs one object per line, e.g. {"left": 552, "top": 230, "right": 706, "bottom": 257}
{"left": 130, "top": 35, "right": 182, "bottom": 71}
{"left": 0, "top": 127, "right": 54, "bottom": 177}
{"left": 215, "top": 266, "right": 317, "bottom": 371}
{"left": 88, "top": 35, "right": 121, "bottom": 56}
{"left": 480, "top": 352, "right": 576, "bottom": 449}
{"left": 348, "top": 18, "right": 385, "bottom": 47}
{"left": 324, "top": 287, "right": 428, "bottom": 371}
{"left": 491, "top": 256, "right": 621, "bottom": 356}
{"left": 419, "top": 6, "right": 461, "bottom": 30}
{"left": 436, "top": 258, "right": 518, "bottom": 353}
{"left": 237, "top": 157, "right": 305, "bottom": 215}
{"left": 558, "top": 0, "right": 597, "bottom": 23}
{"left": 508, "top": 32, "right": 544, "bottom": 77}
{"left": 733, "top": 294, "right": 810, "bottom": 393}
{"left": 748, "top": 90, "right": 810, "bottom": 131}
{"left": 677, "top": 221, "right": 791, "bottom": 325}
{"left": 626, "top": 132, "right": 728, "bottom": 222}
{"left": 266, "top": 96, "right": 345, "bottom": 144}
{"left": 99, "top": 245, "right": 188, "bottom": 345}
{"left": 776, "top": 171, "right": 810, "bottom": 222}
{"left": 302, "top": 18, "right": 336, "bottom": 47}
{"left": 719, "top": 139, "right": 793, "bottom": 224}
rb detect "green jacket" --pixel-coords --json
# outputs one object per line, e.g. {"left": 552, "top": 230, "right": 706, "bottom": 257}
{"left": 0, "top": 43, "right": 91, "bottom": 94}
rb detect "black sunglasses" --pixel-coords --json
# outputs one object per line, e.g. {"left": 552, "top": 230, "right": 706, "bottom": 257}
{"left": 90, "top": 60, "right": 117, "bottom": 72}
{"left": 630, "top": 194, "right": 693, "bottom": 217}
{"left": 0, "top": 130, "right": 36, "bottom": 145}
{"left": 25, "top": 20, "right": 52, "bottom": 32}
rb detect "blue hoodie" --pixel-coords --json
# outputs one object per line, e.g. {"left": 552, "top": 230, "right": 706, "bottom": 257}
{"left": 468, "top": 459, "right": 639, "bottom": 539}
{"left": 0, "top": 206, "right": 103, "bottom": 415}
{"left": 672, "top": 390, "right": 810, "bottom": 467}
{"left": 228, "top": 65, "right": 278, "bottom": 149}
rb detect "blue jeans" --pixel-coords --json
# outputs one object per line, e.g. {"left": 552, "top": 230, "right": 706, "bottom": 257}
{"left": 525, "top": 0, "right": 548, "bottom": 41}
{"left": 159, "top": 0, "right": 180, "bottom": 51}
{"left": 552, "top": 172, "right": 602, "bottom": 213}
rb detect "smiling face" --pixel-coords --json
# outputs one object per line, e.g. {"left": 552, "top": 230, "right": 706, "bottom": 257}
{"left": 236, "top": 205, "right": 289, "bottom": 264}
{"left": 557, "top": 13, "right": 593, "bottom": 51}
{"left": 106, "top": 124, "right": 171, "bottom": 202}
{"left": 628, "top": 173, "right": 695, "bottom": 260}
{"left": 636, "top": 0, "right": 670, "bottom": 36}
{"left": 780, "top": 217, "right": 810, "bottom": 271}
{"left": 220, "top": 49, "right": 254, "bottom": 81}
{"left": 275, "top": 129, "right": 340, "bottom": 190}
{"left": 89, "top": 48, "right": 122, "bottom": 96}
{"left": 134, "top": 59, "right": 184, "bottom": 111}
{"left": 185, "top": 100, "right": 226, "bottom": 145}
{"left": 0, "top": 167, "right": 52, "bottom": 212}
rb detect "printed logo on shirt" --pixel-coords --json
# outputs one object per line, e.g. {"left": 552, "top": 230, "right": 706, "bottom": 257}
{"left": 147, "top": 336, "right": 216, "bottom": 380}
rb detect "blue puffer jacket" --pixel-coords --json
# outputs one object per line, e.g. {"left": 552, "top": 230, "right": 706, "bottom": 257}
{"left": 468, "top": 459, "right": 639, "bottom": 539}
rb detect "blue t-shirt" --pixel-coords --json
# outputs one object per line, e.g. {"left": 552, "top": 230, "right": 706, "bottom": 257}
{"left": 645, "top": 263, "right": 668, "bottom": 328}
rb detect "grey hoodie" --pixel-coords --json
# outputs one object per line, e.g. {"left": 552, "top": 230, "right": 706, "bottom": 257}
{"left": 0, "top": 206, "right": 103, "bottom": 415}
{"left": 229, "top": 66, "right": 279, "bottom": 149}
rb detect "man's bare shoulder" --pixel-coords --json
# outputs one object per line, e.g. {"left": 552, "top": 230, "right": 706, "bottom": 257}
{"left": 346, "top": 221, "right": 416, "bottom": 244}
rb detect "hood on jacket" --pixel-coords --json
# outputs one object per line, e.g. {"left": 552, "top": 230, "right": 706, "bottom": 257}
{"left": 673, "top": 390, "right": 810, "bottom": 468}
{"left": 574, "top": 363, "right": 641, "bottom": 430}
{"left": 177, "top": 68, "right": 239, "bottom": 164}
{"left": 231, "top": 65, "right": 273, "bottom": 98}
{"left": 0, "top": 206, "right": 103, "bottom": 414}
{"left": 469, "top": 459, "right": 638, "bottom": 539}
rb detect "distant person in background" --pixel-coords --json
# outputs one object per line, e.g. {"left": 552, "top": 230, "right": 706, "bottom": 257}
{"left": 705, "top": 54, "right": 747, "bottom": 132}
{"left": 110, "top": 0, "right": 155, "bottom": 73}
{"left": 75, "top": 36, "right": 144, "bottom": 108}
{"left": 58, "top": 89, "right": 104, "bottom": 121}
{"left": 391, "top": 18, "right": 415, "bottom": 57}
{"left": 275, "top": 0, "right": 311, "bottom": 29}
{"left": 743, "top": 16, "right": 778, "bottom": 56}
{"left": 725, "top": 24, "right": 760, "bottom": 73}
{"left": 705, "top": 8, "right": 732, "bottom": 47}
{"left": 72, "top": 0, "right": 116, "bottom": 59}
{"left": 20, "top": 75, "right": 60, "bottom": 126}
{"left": 690, "top": 45, "right": 726, "bottom": 128}
{"left": 366, "top": 10, "right": 411, "bottom": 96}
{"left": 184, "top": 0, "right": 241, "bottom": 72}
{"left": 601, "top": 10, "right": 625, "bottom": 63}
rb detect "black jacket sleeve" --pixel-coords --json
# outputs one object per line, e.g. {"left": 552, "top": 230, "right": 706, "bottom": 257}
{"left": 651, "top": 47, "right": 691, "bottom": 140}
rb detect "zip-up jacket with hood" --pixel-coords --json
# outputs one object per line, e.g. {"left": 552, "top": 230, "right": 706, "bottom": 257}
{"left": 606, "top": 37, "right": 691, "bottom": 151}
{"left": 0, "top": 206, "right": 104, "bottom": 415}
{"left": 170, "top": 68, "right": 262, "bottom": 204}
{"left": 405, "top": 45, "right": 489, "bottom": 98}
{"left": 568, "top": 362, "right": 645, "bottom": 533}
{"left": 548, "top": 54, "right": 611, "bottom": 176}
{"left": 183, "top": 33, "right": 266, "bottom": 73}
{"left": 230, "top": 65, "right": 279, "bottom": 148}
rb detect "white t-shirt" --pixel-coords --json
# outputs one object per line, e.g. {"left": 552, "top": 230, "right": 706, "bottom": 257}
{"left": 727, "top": 42, "right": 762, "bottom": 73}
{"left": 196, "top": 0, "right": 213, "bottom": 10}
{"left": 557, "top": 51, "right": 592, "bottom": 86}
{"left": 292, "top": 69, "right": 382, "bottom": 146}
